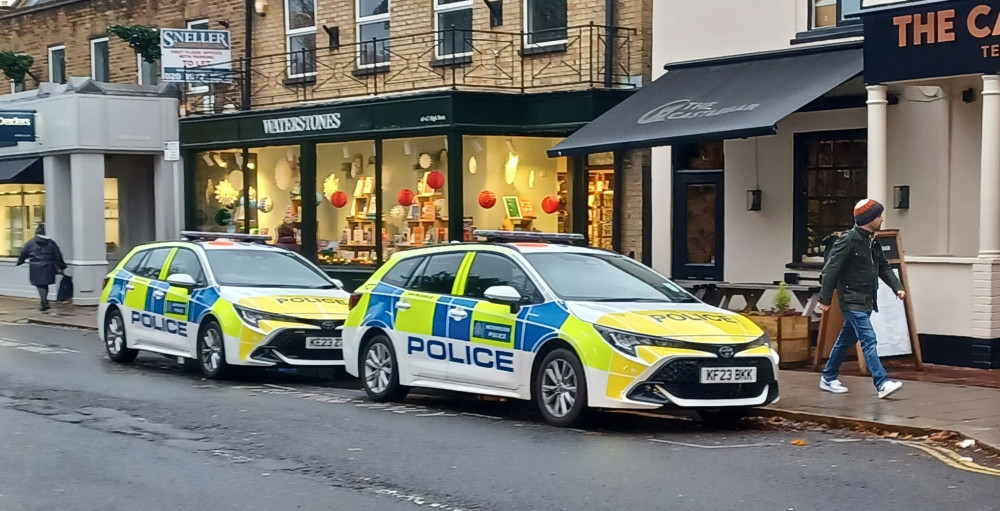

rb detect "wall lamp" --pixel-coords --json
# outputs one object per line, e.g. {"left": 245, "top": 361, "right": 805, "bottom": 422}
{"left": 746, "top": 189, "right": 762, "bottom": 211}
{"left": 254, "top": 0, "right": 269, "bottom": 17}
{"left": 893, "top": 185, "right": 910, "bottom": 209}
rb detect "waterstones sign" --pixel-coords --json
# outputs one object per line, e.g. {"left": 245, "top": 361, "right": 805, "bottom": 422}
{"left": 262, "top": 113, "right": 343, "bottom": 134}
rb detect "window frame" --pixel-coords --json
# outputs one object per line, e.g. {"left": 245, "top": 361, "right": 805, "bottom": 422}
{"left": 137, "top": 53, "right": 159, "bottom": 85}
{"left": 186, "top": 18, "right": 210, "bottom": 30}
{"left": 356, "top": 0, "right": 391, "bottom": 69}
{"left": 463, "top": 251, "right": 543, "bottom": 305}
{"left": 433, "top": 0, "right": 474, "bottom": 59}
{"left": 808, "top": 0, "right": 861, "bottom": 30}
{"left": 522, "top": 0, "right": 568, "bottom": 49}
{"left": 285, "top": 0, "right": 318, "bottom": 78}
{"left": 48, "top": 45, "right": 66, "bottom": 84}
{"left": 90, "top": 37, "right": 110, "bottom": 82}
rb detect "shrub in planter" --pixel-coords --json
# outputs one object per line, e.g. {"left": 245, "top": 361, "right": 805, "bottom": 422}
{"left": 743, "top": 282, "right": 810, "bottom": 366}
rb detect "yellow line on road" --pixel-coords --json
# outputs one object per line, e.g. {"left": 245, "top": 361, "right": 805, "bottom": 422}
{"left": 896, "top": 441, "right": 1000, "bottom": 478}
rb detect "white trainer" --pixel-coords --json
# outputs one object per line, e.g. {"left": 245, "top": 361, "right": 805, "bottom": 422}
{"left": 820, "top": 378, "right": 849, "bottom": 394}
{"left": 877, "top": 380, "right": 903, "bottom": 399}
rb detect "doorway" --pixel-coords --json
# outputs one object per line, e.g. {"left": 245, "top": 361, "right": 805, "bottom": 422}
{"left": 672, "top": 141, "right": 725, "bottom": 281}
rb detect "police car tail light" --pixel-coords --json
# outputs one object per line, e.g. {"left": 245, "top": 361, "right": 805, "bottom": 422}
{"left": 348, "top": 292, "right": 362, "bottom": 311}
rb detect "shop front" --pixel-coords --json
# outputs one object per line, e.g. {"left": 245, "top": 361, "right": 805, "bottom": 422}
{"left": 0, "top": 79, "right": 183, "bottom": 305}
{"left": 179, "top": 89, "right": 632, "bottom": 289}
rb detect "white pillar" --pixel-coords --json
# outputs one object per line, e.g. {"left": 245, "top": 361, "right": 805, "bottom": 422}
{"left": 867, "top": 85, "right": 889, "bottom": 211}
{"left": 651, "top": 146, "right": 672, "bottom": 276}
{"left": 68, "top": 153, "right": 107, "bottom": 306}
{"left": 981, "top": 75, "right": 1000, "bottom": 257}
{"left": 153, "top": 156, "right": 184, "bottom": 240}
{"left": 42, "top": 155, "right": 73, "bottom": 258}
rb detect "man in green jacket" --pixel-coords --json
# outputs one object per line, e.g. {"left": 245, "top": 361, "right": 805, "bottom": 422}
{"left": 816, "top": 199, "right": 905, "bottom": 399}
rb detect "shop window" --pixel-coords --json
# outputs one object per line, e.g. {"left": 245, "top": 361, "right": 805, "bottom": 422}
{"left": 0, "top": 184, "right": 44, "bottom": 258}
{"left": 317, "top": 141, "right": 377, "bottom": 266}
{"left": 285, "top": 0, "right": 317, "bottom": 77}
{"left": 104, "top": 178, "right": 120, "bottom": 254}
{"left": 794, "top": 131, "right": 867, "bottom": 263}
{"left": 524, "top": 0, "right": 567, "bottom": 47}
{"left": 462, "top": 136, "right": 571, "bottom": 240}
{"left": 138, "top": 54, "right": 159, "bottom": 85}
{"left": 193, "top": 148, "right": 269, "bottom": 238}
{"left": 434, "top": 0, "right": 473, "bottom": 58}
{"left": 48, "top": 45, "right": 65, "bottom": 84}
{"left": 357, "top": 0, "right": 390, "bottom": 67}
{"left": 91, "top": 37, "right": 110, "bottom": 82}
{"left": 810, "top": 0, "right": 861, "bottom": 29}
{"left": 381, "top": 136, "right": 450, "bottom": 259}
{"left": 586, "top": 153, "right": 614, "bottom": 250}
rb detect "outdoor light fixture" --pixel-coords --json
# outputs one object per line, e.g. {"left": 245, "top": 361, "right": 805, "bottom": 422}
{"left": 894, "top": 185, "right": 910, "bottom": 209}
{"left": 254, "top": 0, "right": 269, "bottom": 16}
{"left": 746, "top": 189, "right": 762, "bottom": 211}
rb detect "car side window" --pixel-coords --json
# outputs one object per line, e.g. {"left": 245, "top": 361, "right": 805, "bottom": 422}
{"left": 166, "top": 248, "right": 206, "bottom": 286}
{"left": 133, "top": 248, "right": 172, "bottom": 280}
{"left": 464, "top": 253, "right": 540, "bottom": 304}
{"left": 122, "top": 250, "right": 147, "bottom": 273}
{"left": 408, "top": 253, "right": 465, "bottom": 295}
{"left": 381, "top": 256, "right": 424, "bottom": 288}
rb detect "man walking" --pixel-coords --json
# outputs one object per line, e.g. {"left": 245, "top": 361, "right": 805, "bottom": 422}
{"left": 816, "top": 199, "right": 905, "bottom": 399}
{"left": 16, "top": 224, "right": 67, "bottom": 311}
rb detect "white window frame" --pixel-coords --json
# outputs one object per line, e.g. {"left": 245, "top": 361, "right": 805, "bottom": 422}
{"left": 10, "top": 51, "right": 27, "bottom": 92}
{"left": 433, "top": 0, "right": 473, "bottom": 59}
{"left": 90, "top": 37, "right": 110, "bottom": 81}
{"left": 810, "top": 0, "right": 838, "bottom": 29}
{"left": 187, "top": 18, "right": 210, "bottom": 30}
{"left": 523, "top": 0, "right": 568, "bottom": 48}
{"left": 355, "top": 0, "right": 391, "bottom": 69}
{"left": 285, "top": 0, "right": 318, "bottom": 78}
{"left": 137, "top": 53, "right": 159, "bottom": 85}
{"left": 48, "top": 45, "right": 66, "bottom": 84}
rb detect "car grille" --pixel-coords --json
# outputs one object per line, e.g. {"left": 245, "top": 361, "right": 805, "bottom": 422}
{"left": 644, "top": 357, "right": 775, "bottom": 401}
{"left": 251, "top": 323, "right": 345, "bottom": 362}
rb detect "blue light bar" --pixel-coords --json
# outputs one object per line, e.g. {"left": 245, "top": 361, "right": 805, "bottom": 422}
{"left": 180, "top": 231, "right": 272, "bottom": 243}
{"left": 472, "top": 230, "right": 585, "bottom": 245}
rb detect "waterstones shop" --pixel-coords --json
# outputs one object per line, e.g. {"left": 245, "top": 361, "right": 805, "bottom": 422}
{"left": 179, "top": 89, "right": 633, "bottom": 288}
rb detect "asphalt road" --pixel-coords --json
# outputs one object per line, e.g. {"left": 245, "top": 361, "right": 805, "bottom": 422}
{"left": 1, "top": 323, "right": 998, "bottom": 511}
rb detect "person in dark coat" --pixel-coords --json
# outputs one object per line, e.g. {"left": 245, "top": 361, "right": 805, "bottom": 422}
{"left": 275, "top": 224, "right": 300, "bottom": 254}
{"left": 16, "top": 224, "right": 67, "bottom": 311}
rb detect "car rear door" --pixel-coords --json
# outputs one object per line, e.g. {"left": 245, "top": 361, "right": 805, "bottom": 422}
{"left": 158, "top": 247, "right": 208, "bottom": 353}
{"left": 123, "top": 247, "right": 173, "bottom": 345}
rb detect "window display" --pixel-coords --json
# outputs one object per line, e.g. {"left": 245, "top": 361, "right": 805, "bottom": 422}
{"left": 104, "top": 178, "right": 120, "bottom": 253}
{"left": 0, "top": 184, "right": 44, "bottom": 257}
{"left": 193, "top": 147, "right": 284, "bottom": 244}
{"left": 587, "top": 153, "right": 614, "bottom": 250}
{"left": 316, "top": 140, "right": 377, "bottom": 266}
{"left": 382, "top": 136, "right": 449, "bottom": 260}
{"left": 462, "top": 136, "right": 570, "bottom": 239}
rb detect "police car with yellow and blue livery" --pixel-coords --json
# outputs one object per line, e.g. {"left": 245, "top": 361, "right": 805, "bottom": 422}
{"left": 342, "top": 231, "right": 779, "bottom": 427}
{"left": 98, "top": 231, "right": 351, "bottom": 379}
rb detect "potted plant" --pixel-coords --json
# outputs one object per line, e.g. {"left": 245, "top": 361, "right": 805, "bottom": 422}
{"left": 743, "top": 282, "right": 811, "bottom": 367}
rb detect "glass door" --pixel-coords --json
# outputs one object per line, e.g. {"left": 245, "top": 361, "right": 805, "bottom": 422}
{"left": 672, "top": 170, "right": 724, "bottom": 281}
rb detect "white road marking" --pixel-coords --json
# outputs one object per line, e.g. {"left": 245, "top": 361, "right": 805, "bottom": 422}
{"left": 0, "top": 337, "right": 78, "bottom": 355}
{"left": 649, "top": 438, "right": 779, "bottom": 449}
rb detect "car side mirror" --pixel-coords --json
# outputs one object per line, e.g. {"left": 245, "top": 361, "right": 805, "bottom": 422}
{"left": 484, "top": 285, "right": 522, "bottom": 313}
{"left": 166, "top": 273, "right": 197, "bottom": 289}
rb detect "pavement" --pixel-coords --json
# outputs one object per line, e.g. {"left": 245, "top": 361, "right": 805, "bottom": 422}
{"left": 2, "top": 295, "right": 999, "bottom": 452}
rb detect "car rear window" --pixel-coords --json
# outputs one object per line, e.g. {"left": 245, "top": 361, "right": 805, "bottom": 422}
{"left": 381, "top": 256, "right": 424, "bottom": 288}
{"left": 122, "top": 250, "right": 147, "bottom": 273}
{"left": 408, "top": 253, "right": 465, "bottom": 295}
{"left": 133, "top": 248, "right": 172, "bottom": 280}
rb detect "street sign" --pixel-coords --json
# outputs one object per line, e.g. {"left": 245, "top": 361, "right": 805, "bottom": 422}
{"left": 160, "top": 28, "right": 233, "bottom": 83}
{"left": 0, "top": 110, "right": 36, "bottom": 146}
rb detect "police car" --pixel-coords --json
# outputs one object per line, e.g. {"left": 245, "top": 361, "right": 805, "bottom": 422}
{"left": 97, "top": 232, "right": 351, "bottom": 378}
{"left": 342, "top": 231, "right": 779, "bottom": 427}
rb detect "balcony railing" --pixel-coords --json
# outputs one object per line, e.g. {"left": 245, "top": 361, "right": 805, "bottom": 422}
{"left": 181, "top": 23, "right": 635, "bottom": 115}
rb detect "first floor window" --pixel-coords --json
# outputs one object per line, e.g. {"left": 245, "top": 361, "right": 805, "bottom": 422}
{"left": 434, "top": 0, "right": 473, "bottom": 58}
{"left": 138, "top": 54, "right": 159, "bottom": 85}
{"left": 357, "top": 0, "right": 390, "bottom": 67}
{"left": 795, "top": 131, "right": 867, "bottom": 262}
{"left": 91, "top": 37, "right": 110, "bottom": 82}
{"left": 810, "top": 0, "right": 861, "bottom": 29}
{"left": 48, "top": 45, "right": 66, "bottom": 84}
{"left": 286, "top": 0, "right": 317, "bottom": 77}
{"left": 525, "top": 0, "right": 567, "bottom": 46}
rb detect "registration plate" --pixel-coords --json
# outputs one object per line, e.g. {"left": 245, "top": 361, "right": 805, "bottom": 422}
{"left": 305, "top": 337, "right": 342, "bottom": 349}
{"left": 699, "top": 367, "right": 757, "bottom": 384}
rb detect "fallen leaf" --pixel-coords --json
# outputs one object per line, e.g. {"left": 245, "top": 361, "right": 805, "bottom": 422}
{"left": 791, "top": 439, "right": 807, "bottom": 447}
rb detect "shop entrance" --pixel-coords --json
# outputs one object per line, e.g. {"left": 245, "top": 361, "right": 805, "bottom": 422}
{"left": 105, "top": 155, "right": 156, "bottom": 267}
{"left": 673, "top": 170, "right": 724, "bottom": 281}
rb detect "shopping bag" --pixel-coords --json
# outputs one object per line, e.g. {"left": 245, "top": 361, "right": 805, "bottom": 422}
{"left": 56, "top": 275, "right": 73, "bottom": 302}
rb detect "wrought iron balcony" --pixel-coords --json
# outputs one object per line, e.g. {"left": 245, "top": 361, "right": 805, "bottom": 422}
{"left": 181, "top": 23, "right": 635, "bottom": 115}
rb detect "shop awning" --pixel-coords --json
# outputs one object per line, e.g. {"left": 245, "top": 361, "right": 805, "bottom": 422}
{"left": 548, "top": 48, "right": 863, "bottom": 157}
{"left": 0, "top": 157, "right": 42, "bottom": 184}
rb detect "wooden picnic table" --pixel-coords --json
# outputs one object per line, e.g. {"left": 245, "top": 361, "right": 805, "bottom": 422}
{"left": 675, "top": 280, "right": 821, "bottom": 317}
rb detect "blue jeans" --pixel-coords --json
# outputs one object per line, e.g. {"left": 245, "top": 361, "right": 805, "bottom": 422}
{"left": 822, "top": 310, "right": 889, "bottom": 390}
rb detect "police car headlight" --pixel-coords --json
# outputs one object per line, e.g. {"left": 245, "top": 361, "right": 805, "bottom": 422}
{"left": 233, "top": 305, "right": 301, "bottom": 328}
{"left": 746, "top": 332, "right": 773, "bottom": 350}
{"left": 594, "top": 325, "right": 686, "bottom": 357}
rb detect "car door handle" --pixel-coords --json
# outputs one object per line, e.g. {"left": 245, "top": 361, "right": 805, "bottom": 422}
{"left": 395, "top": 301, "right": 411, "bottom": 310}
{"left": 448, "top": 308, "right": 468, "bottom": 320}
{"left": 152, "top": 291, "right": 165, "bottom": 298}
{"left": 125, "top": 284, "right": 136, "bottom": 290}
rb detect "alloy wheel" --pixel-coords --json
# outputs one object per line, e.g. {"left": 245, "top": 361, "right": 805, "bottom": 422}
{"left": 364, "top": 343, "right": 393, "bottom": 394}
{"left": 541, "top": 359, "right": 578, "bottom": 418}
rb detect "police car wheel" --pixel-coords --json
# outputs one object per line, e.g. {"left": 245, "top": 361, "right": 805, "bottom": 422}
{"left": 362, "top": 335, "right": 408, "bottom": 402}
{"left": 535, "top": 349, "right": 588, "bottom": 427}
{"left": 197, "top": 320, "right": 230, "bottom": 380}
{"left": 696, "top": 407, "right": 748, "bottom": 427}
{"left": 104, "top": 309, "right": 138, "bottom": 363}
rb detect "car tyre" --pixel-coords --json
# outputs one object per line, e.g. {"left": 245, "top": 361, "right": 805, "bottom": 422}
{"left": 197, "top": 319, "right": 230, "bottom": 380}
{"left": 534, "top": 348, "right": 589, "bottom": 427}
{"left": 697, "top": 407, "right": 748, "bottom": 427}
{"left": 104, "top": 308, "right": 139, "bottom": 363}
{"left": 361, "top": 335, "right": 408, "bottom": 402}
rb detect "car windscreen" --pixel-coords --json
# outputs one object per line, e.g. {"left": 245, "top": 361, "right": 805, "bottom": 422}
{"left": 524, "top": 252, "right": 698, "bottom": 303}
{"left": 205, "top": 250, "right": 336, "bottom": 288}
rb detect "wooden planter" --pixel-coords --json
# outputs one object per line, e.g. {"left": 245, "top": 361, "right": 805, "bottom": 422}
{"left": 744, "top": 314, "right": 811, "bottom": 367}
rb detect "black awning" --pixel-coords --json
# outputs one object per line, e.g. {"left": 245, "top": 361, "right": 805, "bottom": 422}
{"left": 0, "top": 157, "right": 42, "bottom": 184}
{"left": 548, "top": 48, "right": 863, "bottom": 157}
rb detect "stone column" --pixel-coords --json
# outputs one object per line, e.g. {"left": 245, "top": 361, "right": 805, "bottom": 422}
{"left": 153, "top": 156, "right": 184, "bottom": 240}
{"left": 867, "top": 85, "right": 889, "bottom": 212}
{"left": 980, "top": 75, "right": 1000, "bottom": 257}
{"left": 68, "top": 153, "right": 107, "bottom": 306}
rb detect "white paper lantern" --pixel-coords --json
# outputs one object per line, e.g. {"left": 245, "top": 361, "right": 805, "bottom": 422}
{"left": 228, "top": 170, "right": 244, "bottom": 192}
{"left": 469, "top": 156, "right": 477, "bottom": 174}
{"left": 275, "top": 159, "right": 293, "bottom": 190}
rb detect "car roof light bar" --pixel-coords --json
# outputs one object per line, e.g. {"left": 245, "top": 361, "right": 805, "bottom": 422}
{"left": 179, "top": 231, "right": 272, "bottom": 244}
{"left": 472, "top": 230, "right": 585, "bottom": 245}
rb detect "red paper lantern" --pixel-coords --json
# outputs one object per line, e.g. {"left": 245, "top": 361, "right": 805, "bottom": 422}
{"left": 330, "top": 191, "right": 348, "bottom": 208}
{"left": 426, "top": 170, "right": 445, "bottom": 190}
{"left": 478, "top": 190, "right": 496, "bottom": 209}
{"left": 397, "top": 188, "right": 415, "bottom": 206}
{"left": 541, "top": 195, "right": 560, "bottom": 214}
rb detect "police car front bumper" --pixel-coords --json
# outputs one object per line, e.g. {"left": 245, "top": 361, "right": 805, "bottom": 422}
{"left": 623, "top": 356, "right": 779, "bottom": 408}
{"left": 247, "top": 322, "right": 347, "bottom": 367}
